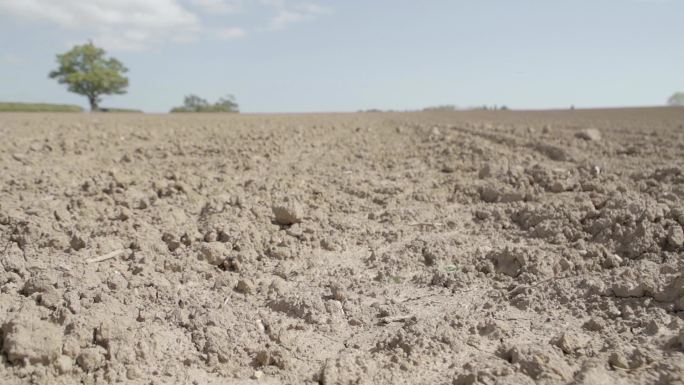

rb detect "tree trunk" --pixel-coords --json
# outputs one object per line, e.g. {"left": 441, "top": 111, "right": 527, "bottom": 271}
{"left": 88, "top": 95, "right": 99, "bottom": 112}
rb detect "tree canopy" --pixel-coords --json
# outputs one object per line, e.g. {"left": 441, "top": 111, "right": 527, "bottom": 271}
{"left": 668, "top": 92, "right": 684, "bottom": 106}
{"left": 49, "top": 41, "right": 129, "bottom": 111}
{"left": 170, "top": 94, "right": 239, "bottom": 113}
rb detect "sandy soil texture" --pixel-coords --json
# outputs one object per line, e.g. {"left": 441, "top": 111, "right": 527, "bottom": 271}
{"left": 0, "top": 108, "right": 683, "bottom": 385}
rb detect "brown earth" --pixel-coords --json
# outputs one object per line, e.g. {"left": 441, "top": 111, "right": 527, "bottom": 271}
{"left": 0, "top": 108, "right": 683, "bottom": 385}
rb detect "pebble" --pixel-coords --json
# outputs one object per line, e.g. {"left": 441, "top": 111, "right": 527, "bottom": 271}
{"left": 235, "top": 279, "right": 253, "bottom": 294}
{"left": 127, "top": 367, "right": 142, "bottom": 380}
{"left": 554, "top": 332, "right": 589, "bottom": 354}
{"left": 2, "top": 318, "right": 63, "bottom": 364}
{"left": 55, "top": 355, "right": 73, "bottom": 374}
{"left": 667, "top": 225, "right": 684, "bottom": 249}
{"left": 272, "top": 201, "right": 303, "bottom": 225}
{"left": 576, "top": 128, "right": 602, "bottom": 141}
{"left": 199, "top": 242, "right": 227, "bottom": 265}
{"left": 77, "top": 347, "right": 105, "bottom": 372}
{"left": 70, "top": 234, "right": 86, "bottom": 251}
{"left": 603, "top": 253, "right": 622, "bottom": 268}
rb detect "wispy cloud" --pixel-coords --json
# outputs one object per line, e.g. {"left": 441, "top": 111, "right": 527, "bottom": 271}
{"left": 191, "top": 0, "right": 243, "bottom": 14}
{"left": 215, "top": 27, "right": 248, "bottom": 40}
{"left": 0, "top": 0, "right": 330, "bottom": 51}
{"left": 0, "top": 0, "right": 200, "bottom": 51}
{"left": 269, "top": 2, "right": 331, "bottom": 29}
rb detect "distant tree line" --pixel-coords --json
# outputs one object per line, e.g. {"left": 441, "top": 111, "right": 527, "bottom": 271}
{"left": 42, "top": 41, "right": 684, "bottom": 113}
{"left": 170, "top": 95, "right": 239, "bottom": 113}
{"left": 422, "top": 105, "right": 457, "bottom": 112}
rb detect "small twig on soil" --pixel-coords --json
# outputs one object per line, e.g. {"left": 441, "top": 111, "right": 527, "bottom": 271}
{"left": 611, "top": 362, "right": 658, "bottom": 372}
{"left": 408, "top": 222, "right": 444, "bottom": 227}
{"left": 85, "top": 249, "right": 126, "bottom": 264}
{"left": 379, "top": 314, "right": 416, "bottom": 325}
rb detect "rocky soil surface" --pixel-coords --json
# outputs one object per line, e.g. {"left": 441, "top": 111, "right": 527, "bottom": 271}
{"left": 0, "top": 108, "right": 683, "bottom": 384}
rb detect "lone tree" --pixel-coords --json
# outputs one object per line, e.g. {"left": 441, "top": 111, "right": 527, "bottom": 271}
{"left": 49, "top": 41, "right": 129, "bottom": 111}
{"left": 668, "top": 92, "right": 684, "bottom": 106}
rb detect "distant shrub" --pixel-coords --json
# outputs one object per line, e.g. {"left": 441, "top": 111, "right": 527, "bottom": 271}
{"left": 668, "top": 92, "right": 684, "bottom": 106}
{"left": 423, "top": 105, "right": 457, "bottom": 112}
{"left": 99, "top": 108, "right": 143, "bottom": 113}
{"left": 0, "top": 102, "right": 84, "bottom": 112}
{"left": 170, "top": 94, "right": 239, "bottom": 113}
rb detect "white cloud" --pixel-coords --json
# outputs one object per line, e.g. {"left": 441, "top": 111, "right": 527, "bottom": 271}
{"left": 0, "top": 0, "right": 200, "bottom": 51}
{"left": 0, "top": 0, "right": 198, "bottom": 29}
{"left": 0, "top": 0, "right": 330, "bottom": 50}
{"left": 270, "top": 2, "right": 331, "bottom": 29}
{"left": 191, "top": 0, "right": 243, "bottom": 14}
{"left": 215, "top": 27, "right": 247, "bottom": 40}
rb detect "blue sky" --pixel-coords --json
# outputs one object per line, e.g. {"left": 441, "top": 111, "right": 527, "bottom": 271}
{"left": 0, "top": 0, "right": 682, "bottom": 112}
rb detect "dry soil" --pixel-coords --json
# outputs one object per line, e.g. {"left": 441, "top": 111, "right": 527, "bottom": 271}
{"left": 0, "top": 108, "right": 683, "bottom": 384}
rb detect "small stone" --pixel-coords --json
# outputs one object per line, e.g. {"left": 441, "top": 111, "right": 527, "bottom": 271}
{"left": 330, "top": 284, "right": 348, "bottom": 301}
{"left": 21, "top": 276, "right": 53, "bottom": 295}
{"left": 550, "top": 181, "right": 565, "bottom": 193}
{"left": 39, "top": 288, "right": 63, "bottom": 309}
{"left": 576, "top": 128, "right": 602, "bottom": 141}
{"left": 2, "top": 318, "right": 63, "bottom": 365}
{"left": 161, "top": 233, "right": 181, "bottom": 252}
{"left": 479, "top": 185, "right": 500, "bottom": 203}
{"left": 667, "top": 225, "right": 684, "bottom": 250}
{"left": 106, "top": 272, "right": 128, "bottom": 291}
{"left": 126, "top": 367, "right": 142, "bottom": 380}
{"left": 70, "top": 234, "right": 86, "bottom": 251}
{"left": 554, "top": 332, "right": 589, "bottom": 354}
{"left": 199, "top": 242, "right": 227, "bottom": 265}
{"left": 603, "top": 253, "right": 622, "bottom": 268}
{"left": 272, "top": 201, "right": 303, "bottom": 225}
{"left": 537, "top": 143, "right": 572, "bottom": 161}
{"left": 64, "top": 291, "right": 81, "bottom": 314}
{"left": 583, "top": 317, "right": 605, "bottom": 332}
{"left": 608, "top": 351, "right": 629, "bottom": 369}
{"left": 474, "top": 210, "right": 489, "bottom": 220}
{"left": 255, "top": 350, "right": 270, "bottom": 366}
{"left": 235, "top": 279, "right": 253, "bottom": 294}
{"left": 613, "top": 281, "right": 645, "bottom": 298}
{"left": 77, "top": 347, "right": 106, "bottom": 372}
{"left": 117, "top": 207, "right": 132, "bottom": 221}
{"left": 62, "top": 337, "right": 81, "bottom": 358}
{"left": 644, "top": 320, "right": 659, "bottom": 335}
{"left": 252, "top": 370, "right": 264, "bottom": 380}
{"left": 55, "top": 355, "right": 73, "bottom": 374}
{"left": 94, "top": 323, "right": 112, "bottom": 348}
{"left": 320, "top": 238, "right": 338, "bottom": 251}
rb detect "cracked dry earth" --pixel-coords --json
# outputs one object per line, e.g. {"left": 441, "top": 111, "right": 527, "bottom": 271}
{"left": 0, "top": 108, "right": 683, "bottom": 385}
